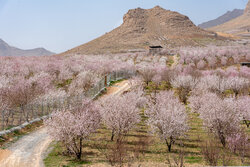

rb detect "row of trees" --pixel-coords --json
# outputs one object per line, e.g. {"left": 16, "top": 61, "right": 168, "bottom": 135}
{"left": 2, "top": 47, "right": 249, "bottom": 164}
{"left": 0, "top": 54, "right": 138, "bottom": 126}
{"left": 45, "top": 88, "right": 144, "bottom": 160}
{"left": 136, "top": 64, "right": 249, "bottom": 164}
{"left": 178, "top": 46, "right": 250, "bottom": 69}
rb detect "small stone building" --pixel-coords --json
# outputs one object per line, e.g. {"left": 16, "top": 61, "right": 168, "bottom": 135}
{"left": 148, "top": 46, "right": 163, "bottom": 55}
{"left": 241, "top": 62, "right": 250, "bottom": 67}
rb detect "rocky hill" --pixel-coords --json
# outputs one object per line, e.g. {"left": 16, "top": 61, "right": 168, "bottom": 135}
{"left": 245, "top": 0, "right": 250, "bottom": 15}
{"left": 60, "top": 6, "right": 218, "bottom": 55}
{"left": 209, "top": 0, "right": 250, "bottom": 38}
{"left": 198, "top": 9, "right": 244, "bottom": 29}
{"left": 0, "top": 38, "right": 54, "bottom": 57}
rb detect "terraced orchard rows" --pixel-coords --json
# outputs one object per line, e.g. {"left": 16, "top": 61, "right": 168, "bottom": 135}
{"left": 0, "top": 46, "right": 249, "bottom": 166}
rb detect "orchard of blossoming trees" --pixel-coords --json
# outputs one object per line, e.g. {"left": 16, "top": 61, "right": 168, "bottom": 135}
{"left": 1, "top": 45, "right": 250, "bottom": 165}
{"left": 178, "top": 46, "right": 250, "bottom": 69}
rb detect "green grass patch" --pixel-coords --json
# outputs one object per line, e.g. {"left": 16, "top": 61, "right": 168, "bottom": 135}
{"left": 185, "top": 156, "right": 203, "bottom": 163}
{"left": 108, "top": 79, "right": 124, "bottom": 87}
{"left": 43, "top": 90, "right": 250, "bottom": 166}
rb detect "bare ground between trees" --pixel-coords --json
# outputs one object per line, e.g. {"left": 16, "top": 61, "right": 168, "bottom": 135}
{"left": 0, "top": 80, "right": 130, "bottom": 167}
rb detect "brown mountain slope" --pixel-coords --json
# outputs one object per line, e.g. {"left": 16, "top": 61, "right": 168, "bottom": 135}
{"left": 209, "top": 0, "right": 250, "bottom": 38}
{"left": 60, "top": 6, "right": 218, "bottom": 55}
{"left": 245, "top": 0, "right": 250, "bottom": 14}
{"left": 198, "top": 9, "right": 244, "bottom": 29}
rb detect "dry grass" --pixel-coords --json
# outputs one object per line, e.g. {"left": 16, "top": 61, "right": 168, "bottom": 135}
{"left": 215, "top": 32, "right": 239, "bottom": 39}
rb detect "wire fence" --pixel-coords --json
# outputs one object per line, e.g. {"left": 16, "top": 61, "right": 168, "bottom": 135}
{"left": 0, "top": 70, "right": 136, "bottom": 131}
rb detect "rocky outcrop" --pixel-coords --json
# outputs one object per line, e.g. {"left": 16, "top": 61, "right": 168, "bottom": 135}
{"left": 60, "top": 6, "right": 217, "bottom": 55}
{"left": 245, "top": 0, "right": 250, "bottom": 15}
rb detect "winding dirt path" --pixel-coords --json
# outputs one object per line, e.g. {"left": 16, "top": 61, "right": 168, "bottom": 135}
{"left": 0, "top": 127, "right": 52, "bottom": 167}
{"left": 0, "top": 80, "right": 130, "bottom": 167}
{"left": 105, "top": 80, "right": 130, "bottom": 96}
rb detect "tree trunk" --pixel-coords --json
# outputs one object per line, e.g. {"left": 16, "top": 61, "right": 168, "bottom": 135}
{"left": 111, "top": 130, "right": 115, "bottom": 141}
{"left": 167, "top": 143, "right": 172, "bottom": 152}
{"left": 218, "top": 132, "right": 226, "bottom": 147}
{"left": 165, "top": 136, "right": 174, "bottom": 152}
{"left": 77, "top": 138, "right": 83, "bottom": 160}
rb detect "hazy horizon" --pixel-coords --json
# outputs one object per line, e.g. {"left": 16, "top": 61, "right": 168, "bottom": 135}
{"left": 0, "top": 0, "right": 248, "bottom": 53}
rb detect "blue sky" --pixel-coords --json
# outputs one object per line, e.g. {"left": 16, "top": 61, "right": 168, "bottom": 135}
{"left": 0, "top": 0, "right": 248, "bottom": 53}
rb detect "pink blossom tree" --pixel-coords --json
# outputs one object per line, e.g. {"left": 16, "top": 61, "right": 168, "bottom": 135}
{"left": 221, "top": 57, "right": 228, "bottom": 66}
{"left": 225, "top": 76, "right": 249, "bottom": 97}
{"left": 227, "top": 130, "right": 249, "bottom": 164}
{"left": 137, "top": 66, "right": 157, "bottom": 86}
{"left": 189, "top": 92, "right": 216, "bottom": 113}
{"left": 145, "top": 91, "right": 189, "bottom": 152}
{"left": 68, "top": 71, "right": 99, "bottom": 95}
{"left": 199, "top": 75, "right": 227, "bottom": 95}
{"left": 45, "top": 98, "right": 101, "bottom": 160}
{"left": 197, "top": 95, "right": 240, "bottom": 147}
{"left": 99, "top": 91, "right": 142, "bottom": 141}
{"left": 239, "top": 66, "right": 250, "bottom": 78}
{"left": 197, "top": 60, "right": 206, "bottom": 69}
{"left": 236, "top": 96, "right": 250, "bottom": 127}
{"left": 171, "top": 75, "right": 200, "bottom": 104}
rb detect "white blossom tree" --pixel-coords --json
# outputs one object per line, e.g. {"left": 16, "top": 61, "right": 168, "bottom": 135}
{"left": 137, "top": 66, "right": 157, "bottom": 86}
{"left": 225, "top": 76, "right": 249, "bottom": 97}
{"left": 171, "top": 75, "right": 199, "bottom": 104}
{"left": 145, "top": 91, "right": 189, "bottom": 152}
{"left": 196, "top": 94, "right": 240, "bottom": 147}
{"left": 99, "top": 91, "right": 142, "bottom": 141}
{"left": 45, "top": 98, "right": 101, "bottom": 160}
{"left": 236, "top": 96, "right": 250, "bottom": 127}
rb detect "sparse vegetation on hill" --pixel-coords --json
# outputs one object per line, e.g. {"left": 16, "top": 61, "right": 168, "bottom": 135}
{"left": 59, "top": 6, "right": 222, "bottom": 55}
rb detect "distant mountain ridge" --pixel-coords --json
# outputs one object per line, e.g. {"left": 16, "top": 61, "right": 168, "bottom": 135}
{"left": 0, "top": 38, "right": 54, "bottom": 57}
{"left": 198, "top": 9, "right": 244, "bottom": 29}
{"left": 208, "top": 0, "right": 250, "bottom": 38}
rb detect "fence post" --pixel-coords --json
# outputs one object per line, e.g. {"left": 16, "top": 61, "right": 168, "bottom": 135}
{"left": 11, "top": 110, "right": 14, "bottom": 127}
{"left": 1, "top": 110, "right": 4, "bottom": 130}
{"left": 47, "top": 100, "right": 50, "bottom": 114}
{"left": 41, "top": 100, "right": 44, "bottom": 116}
{"left": 31, "top": 104, "right": 34, "bottom": 119}
{"left": 36, "top": 103, "right": 39, "bottom": 118}
{"left": 105, "top": 75, "right": 107, "bottom": 87}
{"left": 114, "top": 72, "right": 117, "bottom": 81}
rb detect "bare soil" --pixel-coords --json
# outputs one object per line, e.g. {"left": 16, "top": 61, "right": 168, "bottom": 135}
{"left": 105, "top": 80, "right": 130, "bottom": 96}
{"left": 0, "top": 127, "right": 52, "bottom": 167}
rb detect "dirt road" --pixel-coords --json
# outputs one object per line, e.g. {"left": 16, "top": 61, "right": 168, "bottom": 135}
{"left": 0, "top": 127, "right": 52, "bottom": 167}
{"left": 0, "top": 80, "right": 130, "bottom": 167}
{"left": 105, "top": 80, "right": 130, "bottom": 96}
